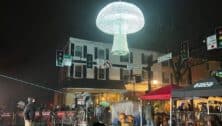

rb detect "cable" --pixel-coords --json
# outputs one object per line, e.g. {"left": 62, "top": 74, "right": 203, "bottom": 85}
{"left": 0, "top": 73, "right": 63, "bottom": 94}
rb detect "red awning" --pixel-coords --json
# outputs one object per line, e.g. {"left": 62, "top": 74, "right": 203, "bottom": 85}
{"left": 140, "top": 84, "right": 180, "bottom": 100}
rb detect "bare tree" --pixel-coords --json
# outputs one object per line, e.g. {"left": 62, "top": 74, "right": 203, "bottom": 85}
{"left": 170, "top": 55, "right": 189, "bottom": 85}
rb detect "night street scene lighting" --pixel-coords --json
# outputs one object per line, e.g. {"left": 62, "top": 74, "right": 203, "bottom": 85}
{"left": 96, "top": 1, "right": 145, "bottom": 56}
{"left": 1, "top": 0, "right": 222, "bottom": 126}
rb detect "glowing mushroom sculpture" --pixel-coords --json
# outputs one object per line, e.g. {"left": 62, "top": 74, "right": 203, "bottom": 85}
{"left": 96, "top": 1, "right": 145, "bottom": 56}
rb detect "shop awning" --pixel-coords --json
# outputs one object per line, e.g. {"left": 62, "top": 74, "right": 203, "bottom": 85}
{"left": 140, "top": 84, "right": 180, "bottom": 100}
{"left": 172, "top": 77, "right": 222, "bottom": 97}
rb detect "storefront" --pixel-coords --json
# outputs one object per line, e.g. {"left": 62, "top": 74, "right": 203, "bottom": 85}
{"left": 172, "top": 77, "right": 222, "bottom": 125}
{"left": 54, "top": 79, "right": 127, "bottom": 107}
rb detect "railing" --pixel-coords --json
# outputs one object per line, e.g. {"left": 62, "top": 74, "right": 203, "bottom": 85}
{"left": 0, "top": 110, "right": 89, "bottom": 126}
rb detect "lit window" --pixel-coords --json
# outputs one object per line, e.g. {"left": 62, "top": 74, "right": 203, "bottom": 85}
{"left": 75, "top": 65, "right": 83, "bottom": 78}
{"left": 98, "top": 68, "right": 105, "bottom": 80}
{"left": 75, "top": 46, "right": 82, "bottom": 57}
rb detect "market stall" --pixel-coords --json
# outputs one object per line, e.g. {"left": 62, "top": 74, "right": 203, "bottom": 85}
{"left": 172, "top": 77, "right": 222, "bottom": 125}
{"left": 140, "top": 84, "right": 181, "bottom": 126}
{"left": 110, "top": 100, "right": 141, "bottom": 126}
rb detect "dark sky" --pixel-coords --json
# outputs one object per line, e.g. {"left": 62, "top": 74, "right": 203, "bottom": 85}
{"left": 1, "top": 0, "right": 222, "bottom": 103}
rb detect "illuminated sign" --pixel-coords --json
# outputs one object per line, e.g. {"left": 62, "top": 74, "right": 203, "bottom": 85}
{"left": 216, "top": 71, "right": 222, "bottom": 78}
{"left": 194, "top": 82, "right": 214, "bottom": 88}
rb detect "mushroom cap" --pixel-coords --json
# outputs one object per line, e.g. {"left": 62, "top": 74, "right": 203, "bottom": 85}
{"left": 96, "top": 1, "right": 145, "bottom": 35}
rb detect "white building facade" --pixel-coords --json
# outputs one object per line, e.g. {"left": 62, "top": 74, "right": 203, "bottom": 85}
{"left": 66, "top": 37, "right": 162, "bottom": 83}
{"left": 55, "top": 37, "right": 171, "bottom": 105}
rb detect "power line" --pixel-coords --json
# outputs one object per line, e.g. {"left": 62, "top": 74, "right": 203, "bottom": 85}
{"left": 0, "top": 73, "right": 95, "bottom": 101}
{"left": 0, "top": 73, "right": 63, "bottom": 94}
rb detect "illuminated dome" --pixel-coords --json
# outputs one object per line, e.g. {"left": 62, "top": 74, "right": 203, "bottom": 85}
{"left": 96, "top": 1, "right": 145, "bottom": 56}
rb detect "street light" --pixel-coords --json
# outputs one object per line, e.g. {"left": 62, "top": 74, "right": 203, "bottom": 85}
{"left": 151, "top": 80, "right": 158, "bottom": 85}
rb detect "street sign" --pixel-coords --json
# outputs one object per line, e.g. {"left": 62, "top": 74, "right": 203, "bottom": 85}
{"left": 127, "top": 64, "right": 142, "bottom": 70}
{"left": 207, "top": 34, "right": 217, "bottom": 50}
{"left": 157, "top": 52, "right": 172, "bottom": 63}
{"left": 63, "top": 54, "right": 72, "bottom": 67}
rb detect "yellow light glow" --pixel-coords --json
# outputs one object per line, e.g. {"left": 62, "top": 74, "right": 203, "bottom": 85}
{"left": 152, "top": 80, "right": 158, "bottom": 85}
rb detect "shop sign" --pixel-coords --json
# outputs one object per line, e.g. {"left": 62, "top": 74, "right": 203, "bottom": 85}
{"left": 193, "top": 82, "right": 214, "bottom": 88}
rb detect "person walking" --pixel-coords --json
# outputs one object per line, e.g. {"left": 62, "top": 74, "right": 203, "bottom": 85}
{"left": 94, "top": 104, "right": 102, "bottom": 122}
{"left": 144, "top": 102, "right": 154, "bottom": 126}
{"left": 24, "top": 97, "right": 36, "bottom": 126}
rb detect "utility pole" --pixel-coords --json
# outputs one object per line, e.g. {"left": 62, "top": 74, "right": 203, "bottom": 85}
{"left": 147, "top": 55, "right": 154, "bottom": 92}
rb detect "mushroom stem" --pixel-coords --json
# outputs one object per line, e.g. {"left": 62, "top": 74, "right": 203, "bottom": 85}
{"left": 111, "top": 34, "right": 129, "bottom": 56}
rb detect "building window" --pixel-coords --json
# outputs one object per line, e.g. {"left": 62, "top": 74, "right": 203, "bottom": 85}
{"left": 142, "top": 54, "right": 150, "bottom": 64}
{"left": 75, "top": 46, "right": 83, "bottom": 57}
{"left": 75, "top": 65, "right": 83, "bottom": 78}
{"left": 120, "top": 54, "right": 129, "bottom": 62}
{"left": 162, "top": 72, "right": 170, "bottom": 83}
{"left": 121, "top": 69, "right": 131, "bottom": 82}
{"left": 98, "top": 49, "right": 105, "bottom": 59}
{"left": 98, "top": 68, "right": 105, "bottom": 80}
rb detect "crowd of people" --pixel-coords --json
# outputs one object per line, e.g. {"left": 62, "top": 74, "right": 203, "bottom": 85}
{"left": 2, "top": 97, "right": 111, "bottom": 126}
{"left": 2, "top": 96, "right": 222, "bottom": 126}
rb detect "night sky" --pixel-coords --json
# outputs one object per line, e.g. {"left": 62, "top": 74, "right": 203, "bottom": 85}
{"left": 1, "top": 0, "right": 222, "bottom": 109}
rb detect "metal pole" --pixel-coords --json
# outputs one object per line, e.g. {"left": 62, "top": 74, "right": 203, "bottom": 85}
{"left": 170, "top": 98, "right": 172, "bottom": 126}
{"left": 147, "top": 66, "right": 152, "bottom": 92}
{"left": 139, "top": 100, "right": 143, "bottom": 126}
{"left": 147, "top": 55, "right": 153, "bottom": 92}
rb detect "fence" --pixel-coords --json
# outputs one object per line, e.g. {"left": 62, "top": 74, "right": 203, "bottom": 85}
{"left": 0, "top": 110, "right": 89, "bottom": 126}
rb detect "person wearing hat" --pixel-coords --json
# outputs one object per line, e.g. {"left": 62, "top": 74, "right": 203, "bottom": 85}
{"left": 23, "top": 97, "right": 36, "bottom": 126}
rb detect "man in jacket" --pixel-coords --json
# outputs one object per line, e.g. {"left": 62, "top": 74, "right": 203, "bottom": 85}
{"left": 24, "top": 97, "right": 36, "bottom": 126}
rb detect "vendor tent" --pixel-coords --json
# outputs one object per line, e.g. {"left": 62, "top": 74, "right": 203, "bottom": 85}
{"left": 173, "top": 77, "right": 222, "bottom": 97}
{"left": 140, "top": 84, "right": 181, "bottom": 100}
{"left": 140, "top": 84, "right": 180, "bottom": 126}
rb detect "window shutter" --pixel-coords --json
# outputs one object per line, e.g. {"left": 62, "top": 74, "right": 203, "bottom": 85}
{"left": 94, "top": 66, "right": 98, "bottom": 80}
{"left": 130, "top": 69, "right": 133, "bottom": 79}
{"left": 71, "top": 43, "right": 75, "bottom": 56}
{"left": 83, "top": 65, "right": 87, "bottom": 78}
{"left": 130, "top": 52, "right": 133, "bottom": 63}
{"left": 120, "top": 68, "right": 123, "bottom": 80}
{"left": 106, "top": 68, "right": 109, "bottom": 80}
{"left": 70, "top": 63, "right": 74, "bottom": 77}
{"left": 106, "top": 48, "right": 109, "bottom": 60}
{"left": 141, "top": 53, "right": 145, "bottom": 64}
{"left": 94, "top": 47, "right": 98, "bottom": 59}
{"left": 83, "top": 45, "right": 87, "bottom": 58}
